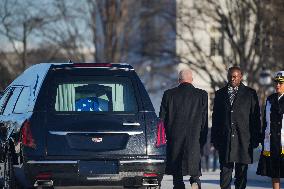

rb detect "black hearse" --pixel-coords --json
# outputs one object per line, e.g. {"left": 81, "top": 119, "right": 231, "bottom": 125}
{"left": 0, "top": 63, "right": 166, "bottom": 189}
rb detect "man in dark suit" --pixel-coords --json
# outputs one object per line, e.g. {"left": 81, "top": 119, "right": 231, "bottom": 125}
{"left": 211, "top": 66, "right": 261, "bottom": 189}
{"left": 159, "top": 69, "right": 208, "bottom": 189}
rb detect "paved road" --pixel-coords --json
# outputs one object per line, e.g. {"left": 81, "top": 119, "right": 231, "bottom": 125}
{"left": 0, "top": 167, "right": 274, "bottom": 189}
{"left": 161, "top": 171, "right": 272, "bottom": 189}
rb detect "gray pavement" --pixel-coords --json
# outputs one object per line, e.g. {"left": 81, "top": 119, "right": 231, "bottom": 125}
{"left": 161, "top": 169, "right": 272, "bottom": 189}
{"left": 0, "top": 163, "right": 276, "bottom": 189}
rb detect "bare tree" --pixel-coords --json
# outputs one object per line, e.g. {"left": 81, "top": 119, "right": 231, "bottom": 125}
{"left": 39, "top": 0, "right": 177, "bottom": 94}
{"left": 36, "top": 0, "right": 143, "bottom": 63}
{"left": 0, "top": 0, "right": 49, "bottom": 71}
{"left": 0, "top": 58, "right": 12, "bottom": 92}
{"left": 0, "top": 1, "right": 178, "bottom": 99}
{"left": 83, "top": 0, "right": 146, "bottom": 62}
{"left": 173, "top": 0, "right": 278, "bottom": 92}
{"left": 37, "top": 1, "right": 90, "bottom": 62}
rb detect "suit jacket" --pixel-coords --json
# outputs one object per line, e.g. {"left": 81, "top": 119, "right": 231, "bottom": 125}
{"left": 159, "top": 83, "right": 208, "bottom": 176}
{"left": 211, "top": 83, "right": 261, "bottom": 164}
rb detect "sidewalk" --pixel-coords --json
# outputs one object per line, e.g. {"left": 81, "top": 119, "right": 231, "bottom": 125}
{"left": 247, "top": 162, "right": 270, "bottom": 182}
{"left": 161, "top": 166, "right": 272, "bottom": 189}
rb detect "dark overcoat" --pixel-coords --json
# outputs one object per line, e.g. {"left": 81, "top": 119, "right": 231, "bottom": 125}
{"left": 159, "top": 83, "right": 208, "bottom": 176}
{"left": 257, "top": 93, "right": 284, "bottom": 178}
{"left": 211, "top": 83, "right": 261, "bottom": 164}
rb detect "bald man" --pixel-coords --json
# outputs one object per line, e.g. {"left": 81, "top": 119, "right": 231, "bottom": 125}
{"left": 160, "top": 69, "right": 208, "bottom": 189}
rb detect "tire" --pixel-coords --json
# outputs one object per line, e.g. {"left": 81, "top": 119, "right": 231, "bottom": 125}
{"left": 3, "top": 152, "right": 18, "bottom": 189}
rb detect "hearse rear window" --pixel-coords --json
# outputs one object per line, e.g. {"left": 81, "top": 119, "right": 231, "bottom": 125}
{"left": 54, "top": 76, "right": 138, "bottom": 113}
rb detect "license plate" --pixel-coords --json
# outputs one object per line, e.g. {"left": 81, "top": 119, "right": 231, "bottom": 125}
{"left": 79, "top": 161, "right": 118, "bottom": 176}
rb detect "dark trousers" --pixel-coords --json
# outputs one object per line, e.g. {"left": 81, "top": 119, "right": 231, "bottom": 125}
{"left": 173, "top": 173, "right": 201, "bottom": 189}
{"left": 220, "top": 162, "right": 248, "bottom": 189}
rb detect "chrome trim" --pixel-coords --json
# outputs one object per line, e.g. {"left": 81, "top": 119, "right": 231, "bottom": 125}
{"left": 13, "top": 164, "right": 23, "bottom": 168}
{"left": 27, "top": 159, "right": 164, "bottom": 165}
{"left": 139, "top": 110, "right": 155, "bottom": 113}
{"left": 49, "top": 131, "right": 143, "bottom": 136}
{"left": 122, "top": 122, "right": 140, "bottom": 126}
{"left": 142, "top": 178, "right": 159, "bottom": 186}
{"left": 0, "top": 164, "right": 4, "bottom": 179}
{"left": 34, "top": 180, "right": 53, "bottom": 187}
{"left": 120, "top": 159, "right": 165, "bottom": 164}
{"left": 27, "top": 161, "right": 77, "bottom": 164}
{"left": 87, "top": 176, "right": 120, "bottom": 180}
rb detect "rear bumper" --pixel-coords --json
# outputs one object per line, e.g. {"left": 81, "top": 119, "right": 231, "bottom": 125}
{"left": 21, "top": 158, "right": 165, "bottom": 187}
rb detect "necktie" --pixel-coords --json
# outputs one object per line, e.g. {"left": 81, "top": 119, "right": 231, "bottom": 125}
{"left": 228, "top": 86, "right": 238, "bottom": 106}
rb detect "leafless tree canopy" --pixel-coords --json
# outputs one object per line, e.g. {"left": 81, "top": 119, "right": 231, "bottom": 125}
{"left": 175, "top": 0, "right": 280, "bottom": 91}
{"left": 0, "top": 0, "right": 176, "bottom": 93}
{"left": 0, "top": 0, "right": 282, "bottom": 97}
